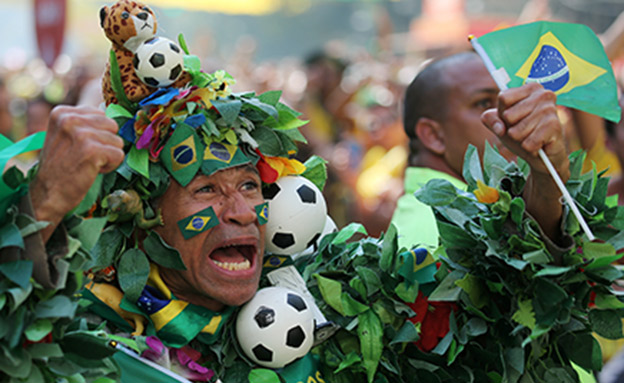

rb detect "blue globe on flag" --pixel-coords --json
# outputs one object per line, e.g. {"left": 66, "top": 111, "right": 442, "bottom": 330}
{"left": 526, "top": 45, "right": 570, "bottom": 92}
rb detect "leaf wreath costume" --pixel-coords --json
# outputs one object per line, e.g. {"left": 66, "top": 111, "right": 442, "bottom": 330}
{"left": 2, "top": 2, "right": 624, "bottom": 382}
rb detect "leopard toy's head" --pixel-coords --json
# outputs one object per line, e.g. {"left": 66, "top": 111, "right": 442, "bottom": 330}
{"left": 100, "top": 0, "right": 157, "bottom": 52}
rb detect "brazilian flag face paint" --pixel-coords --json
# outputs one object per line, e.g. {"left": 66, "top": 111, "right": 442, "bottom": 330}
{"left": 255, "top": 202, "right": 269, "bottom": 225}
{"left": 177, "top": 207, "right": 219, "bottom": 239}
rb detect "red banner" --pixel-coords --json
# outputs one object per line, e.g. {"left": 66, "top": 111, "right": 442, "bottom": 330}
{"left": 34, "top": 0, "right": 67, "bottom": 68}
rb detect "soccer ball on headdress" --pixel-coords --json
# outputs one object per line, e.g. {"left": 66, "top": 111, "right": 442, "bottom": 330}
{"left": 236, "top": 286, "right": 315, "bottom": 369}
{"left": 263, "top": 176, "right": 327, "bottom": 255}
{"left": 133, "top": 36, "right": 184, "bottom": 88}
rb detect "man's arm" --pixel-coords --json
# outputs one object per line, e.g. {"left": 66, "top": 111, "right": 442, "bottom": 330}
{"left": 481, "top": 82, "right": 570, "bottom": 240}
{"left": 29, "top": 105, "right": 124, "bottom": 243}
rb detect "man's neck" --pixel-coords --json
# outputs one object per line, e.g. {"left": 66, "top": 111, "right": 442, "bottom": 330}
{"left": 412, "top": 151, "right": 462, "bottom": 180}
{"left": 160, "top": 271, "right": 226, "bottom": 312}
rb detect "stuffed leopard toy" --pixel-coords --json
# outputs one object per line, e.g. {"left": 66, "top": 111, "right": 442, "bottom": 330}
{"left": 100, "top": 0, "right": 189, "bottom": 105}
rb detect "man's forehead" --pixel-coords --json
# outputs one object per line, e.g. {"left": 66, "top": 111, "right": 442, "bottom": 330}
{"left": 445, "top": 58, "right": 498, "bottom": 98}
{"left": 188, "top": 163, "right": 259, "bottom": 184}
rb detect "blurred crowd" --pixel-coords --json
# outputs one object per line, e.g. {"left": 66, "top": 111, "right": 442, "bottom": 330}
{"left": 4, "top": 0, "right": 624, "bottom": 242}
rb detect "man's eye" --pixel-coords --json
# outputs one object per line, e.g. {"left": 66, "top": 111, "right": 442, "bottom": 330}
{"left": 242, "top": 181, "right": 259, "bottom": 191}
{"left": 197, "top": 185, "right": 214, "bottom": 194}
{"left": 475, "top": 98, "right": 495, "bottom": 110}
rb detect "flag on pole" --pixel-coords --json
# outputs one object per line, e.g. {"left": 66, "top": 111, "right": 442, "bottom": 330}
{"left": 473, "top": 21, "right": 621, "bottom": 122}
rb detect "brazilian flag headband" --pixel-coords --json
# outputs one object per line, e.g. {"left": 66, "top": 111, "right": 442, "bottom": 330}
{"left": 104, "top": 39, "right": 309, "bottom": 191}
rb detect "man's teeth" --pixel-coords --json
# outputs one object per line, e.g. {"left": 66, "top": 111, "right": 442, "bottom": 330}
{"left": 213, "top": 259, "right": 251, "bottom": 271}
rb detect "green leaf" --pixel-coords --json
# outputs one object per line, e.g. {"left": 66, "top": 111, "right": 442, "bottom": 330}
{"left": 89, "top": 228, "right": 124, "bottom": 270}
{"left": 264, "top": 103, "right": 307, "bottom": 130}
{"left": 0, "top": 344, "right": 32, "bottom": 378}
{"left": 61, "top": 331, "right": 116, "bottom": 359}
{"left": 534, "top": 265, "right": 573, "bottom": 277}
{"left": 455, "top": 273, "right": 487, "bottom": 309}
{"left": 184, "top": 54, "right": 201, "bottom": 73}
{"left": 251, "top": 125, "right": 283, "bottom": 156}
{"left": 332, "top": 223, "right": 367, "bottom": 244}
{"left": 589, "top": 309, "right": 623, "bottom": 339}
{"left": 248, "top": 368, "right": 281, "bottom": 383}
{"left": 27, "top": 343, "right": 64, "bottom": 359}
{"left": 105, "top": 103, "right": 132, "bottom": 119}
{"left": 522, "top": 249, "right": 552, "bottom": 264}
{"left": 178, "top": 33, "right": 190, "bottom": 55}
{"left": 127, "top": 146, "right": 149, "bottom": 179}
{"left": 0, "top": 222, "right": 24, "bottom": 250}
{"left": 24, "top": 318, "right": 52, "bottom": 342}
{"left": 240, "top": 96, "right": 278, "bottom": 120}
{"left": 509, "top": 198, "right": 525, "bottom": 226}
{"left": 414, "top": 179, "right": 459, "bottom": 206}
{"left": 583, "top": 241, "right": 622, "bottom": 269}
{"left": 108, "top": 50, "right": 133, "bottom": 111}
{"left": 462, "top": 145, "right": 483, "bottom": 190}
{"left": 212, "top": 98, "right": 242, "bottom": 125}
{"left": 341, "top": 293, "right": 369, "bottom": 316}
{"left": 257, "top": 90, "right": 282, "bottom": 106}
{"left": 355, "top": 266, "right": 381, "bottom": 296}
{"left": 394, "top": 281, "right": 419, "bottom": 303}
{"left": 380, "top": 224, "right": 398, "bottom": 272}
{"left": 463, "top": 317, "right": 488, "bottom": 337}
{"left": 314, "top": 274, "right": 344, "bottom": 315}
{"left": 334, "top": 352, "right": 362, "bottom": 373}
{"left": 6, "top": 284, "right": 33, "bottom": 311}
{"left": 117, "top": 248, "right": 150, "bottom": 302}
{"left": 358, "top": 309, "right": 383, "bottom": 383}
{"left": 428, "top": 270, "right": 463, "bottom": 301}
{"left": 301, "top": 155, "right": 328, "bottom": 191}
{"left": 390, "top": 320, "right": 419, "bottom": 345}
{"left": 35, "top": 295, "right": 77, "bottom": 319}
{"left": 559, "top": 332, "right": 602, "bottom": 371}
{"left": 142, "top": 231, "right": 186, "bottom": 270}
{"left": 595, "top": 294, "right": 624, "bottom": 309}
{"left": 68, "top": 217, "right": 108, "bottom": 251}
{"left": 0, "top": 260, "right": 32, "bottom": 289}
{"left": 512, "top": 299, "right": 536, "bottom": 330}
{"left": 71, "top": 174, "right": 104, "bottom": 216}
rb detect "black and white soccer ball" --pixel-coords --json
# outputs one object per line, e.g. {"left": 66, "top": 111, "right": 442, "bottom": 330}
{"left": 292, "top": 215, "right": 338, "bottom": 260}
{"left": 236, "top": 286, "right": 315, "bottom": 368}
{"left": 263, "top": 176, "right": 327, "bottom": 255}
{"left": 133, "top": 36, "right": 184, "bottom": 88}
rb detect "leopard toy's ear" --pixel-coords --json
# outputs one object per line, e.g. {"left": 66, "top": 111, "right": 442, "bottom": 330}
{"left": 99, "top": 6, "right": 108, "bottom": 29}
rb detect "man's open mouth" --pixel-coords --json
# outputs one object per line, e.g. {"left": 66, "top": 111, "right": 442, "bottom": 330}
{"left": 210, "top": 243, "right": 256, "bottom": 271}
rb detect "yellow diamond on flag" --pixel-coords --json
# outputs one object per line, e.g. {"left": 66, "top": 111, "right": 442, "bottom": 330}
{"left": 186, "top": 216, "right": 212, "bottom": 232}
{"left": 204, "top": 141, "right": 238, "bottom": 164}
{"left": 171, "top": 135, "right": 198, "bottom": 172}
{"left": 515, "top": 31, "right": 606, "bottom": 96}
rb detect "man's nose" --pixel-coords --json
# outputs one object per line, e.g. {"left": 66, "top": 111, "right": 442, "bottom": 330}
{"left": 221, "top": 194, "right": 257, "bottom": 225}
{"left": 136, "top": 12, "right": 148, "bottom": 20}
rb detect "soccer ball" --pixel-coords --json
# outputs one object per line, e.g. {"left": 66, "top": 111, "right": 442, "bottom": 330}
{"left": 236, "top": 286, "right": 315, "bottom": 368}
{"left": 133, "top": 36, "right": 184, "bottom": 88}
{"left": 263, "top": 176, "right": 327, "bottom": 255}
{"left": 292, "top": 215, "right": 338, "bottom": 260}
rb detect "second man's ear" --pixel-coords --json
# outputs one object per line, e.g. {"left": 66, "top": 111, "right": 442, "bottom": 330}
{"left": 415, "top": 117, "right": 445, "bottom": 155}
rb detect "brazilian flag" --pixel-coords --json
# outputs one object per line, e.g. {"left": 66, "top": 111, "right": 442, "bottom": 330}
{"left": 255, "top": 202, "right": 269, "bottom": 225}
{"left": 474, "top": 21, "right": 621, "bottom": 122}
{"left": 201, "top": 139, "right": 251, "bottom": 176}
{"left": 177, "top": 207, "right": 219, "bottom": 239}
{"left": 160, "top": 123, "right": 205, "bottom": 187}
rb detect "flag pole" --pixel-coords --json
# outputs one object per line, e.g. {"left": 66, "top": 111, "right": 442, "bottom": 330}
{"left": 469, "top": 35, "right": 595, "bottom": 241}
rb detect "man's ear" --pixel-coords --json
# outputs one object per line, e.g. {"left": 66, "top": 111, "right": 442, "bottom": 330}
{"left": 415, "top": 117, "right": 445, "bottom": 155}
